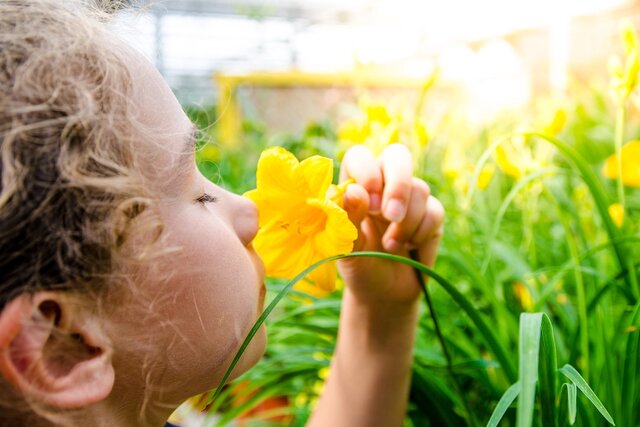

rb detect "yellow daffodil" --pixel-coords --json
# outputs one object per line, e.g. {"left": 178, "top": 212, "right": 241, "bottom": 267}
{"left": 244, "top": 147, "right": 358, "bottom": 293}
{"left": 608, "top": 203, "right": 625, "bottom": 228}
{"left": 601, "top": 140, "right": 640, "bottom": 187}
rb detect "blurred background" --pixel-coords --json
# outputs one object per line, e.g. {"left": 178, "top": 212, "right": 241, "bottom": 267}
{"left": 115, "top": 0, "right": 640, "bottom": 135}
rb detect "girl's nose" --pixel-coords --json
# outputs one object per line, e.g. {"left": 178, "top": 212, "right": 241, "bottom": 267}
{"left": 233, "top": 195, "right": 259, "bottom": 246}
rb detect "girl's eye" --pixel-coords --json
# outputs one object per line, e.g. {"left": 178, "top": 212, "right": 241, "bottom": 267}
{"left": 196, "top": 193, "right": 217, "bottom": 204}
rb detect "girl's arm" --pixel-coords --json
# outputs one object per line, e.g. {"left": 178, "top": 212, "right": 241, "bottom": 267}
{"left": 308, "top": 144, "right": 444, "bottom": 426}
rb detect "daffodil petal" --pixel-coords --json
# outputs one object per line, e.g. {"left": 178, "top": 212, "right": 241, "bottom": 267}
{"left": 299, "top": 155, "right": 334, "bottom": 198}
{"left": 307, "top": 262, "right": 338, "bottom": 292}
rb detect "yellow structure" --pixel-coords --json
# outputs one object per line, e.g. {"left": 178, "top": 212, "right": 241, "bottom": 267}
{"left": 214, "top": 71, "right": 430, "bottom": 146}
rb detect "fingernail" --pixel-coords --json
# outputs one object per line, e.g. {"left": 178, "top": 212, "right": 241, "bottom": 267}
{"left": 384, "top": 237, "right": 400, "bottom": 253}
{"left": 383, "top": 198, "right": 406, "bottom": 223}
{"left": 369, "top": 193, "right": 381, "bottom": 213}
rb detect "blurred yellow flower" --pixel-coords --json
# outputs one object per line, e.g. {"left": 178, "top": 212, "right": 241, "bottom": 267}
{"left": 494, "top": 135, "right": 554, "bottom": 182}
{"left": 513, "top": 281, "right": 534, "bottom": 311}
{"left": 244, "top": 147, "right": 357, "bottom": 293}
{"left": 543, "top": 108, "right": 567, "bottom": 136}
{"left": 443, "top": 146, "right": 494, "bottom": 194}
{"left": 495, "top": 145, "right": 523, "bottom": 180}
{"left": 477, "top": 164, "right": 495, "bottom": 190}
{"left": 608, "top": 203, "right": 625, "bottom": 228}
{"left": 338, "top": 99, "right": 429, "bottom": 157}
{"left": 609, "top": 20, "right": 640, "bottom": 100}
{"left": 197, "top": 143, "right": 220, "bottom": 162}
{"left": 601, "top": 140, "right": 640, "bottom": 187}
{"left": 442, "top": 145, "right": 466, "bottom": 179}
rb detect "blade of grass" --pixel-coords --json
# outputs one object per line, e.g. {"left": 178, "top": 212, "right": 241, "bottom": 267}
{"left": 211, "top": 251, "right": 517, "bottom": 403}
{"left": 539, "top": 314, "right": 558, "bottom": 427}
{"left": 621, "top": 302, "right": 640, "bottom": 427}
{"left": 560, "top": 382, "right": 578, "bottom": 425}
{"left": 559, "top": 364, "right": 615, "bottom": 425}
{"left": 558, "top": 209, "right": 590, "bottom": 381}
{"left": 517, "top": 313, "right": 542, "bottom": 427}
{"left": 487, "top": 381, "right": 520, "bottom": 427}
{"left": 411, "top": 366, "right": 467, "bottom": 427}
{"left": 439, "top": 250, "right": 510, "bottom": 333}
{"left": 410, "top": 249, "right": 477, "bottom": 427}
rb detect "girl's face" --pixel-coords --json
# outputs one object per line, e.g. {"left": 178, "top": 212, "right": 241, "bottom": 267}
{"left": 107, "top": 49, "right": 266, "bottom": 408}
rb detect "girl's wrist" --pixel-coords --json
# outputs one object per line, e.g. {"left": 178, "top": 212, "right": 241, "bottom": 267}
{"left": 341, "top": 287, "right": 420, "bottom": 348}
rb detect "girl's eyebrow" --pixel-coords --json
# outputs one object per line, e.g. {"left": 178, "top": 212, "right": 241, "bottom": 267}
{"left": 176, "top": 124, "right": 198, "bottom": 181}
{"left": 183, "top": 124, "right": 198, "bottom": 153}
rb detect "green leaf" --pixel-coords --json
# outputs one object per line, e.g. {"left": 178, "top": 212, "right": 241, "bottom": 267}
{"left": 538, "top": 314, "right": 558, "bottom": 427}
{"left": 517, "top": 313, "right": 542, "bottom": 427}
{"left": 561, "top": 382, "right": 577, "bottom": 425}
{"left": 621, "top": 303, "right": 640, "bottom": 427}
{"left": 559, "top": 364, "right": 615, "bottom": 425}
{"left": 487, "top": 381, "right": 520, "bottom": 427}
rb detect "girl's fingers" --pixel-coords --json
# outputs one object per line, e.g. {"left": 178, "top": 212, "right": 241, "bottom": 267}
{"left": 380, "top": 144, "right": 413, "bottom": 223}
{"left": 381, "top": 178, "right": 430, "bottom": 252}
{"left": 343, "top": 183, "right": 369, "bottom": 226}
{"left": 414, "top": 196, "right": 445, "bottom": 268}
{"left": 340, "top": 145, "right": 383, "bottom": 213}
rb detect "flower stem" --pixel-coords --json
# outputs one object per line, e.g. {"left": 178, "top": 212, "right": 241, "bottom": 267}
{"left": 614, "top": 104, "right": 626, "bottom": 214}
{"left": 409, "top": 249, "right": 477, "bottom": 427}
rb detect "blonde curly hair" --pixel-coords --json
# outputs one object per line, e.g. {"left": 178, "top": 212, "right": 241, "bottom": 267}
{"left": 0, "top": 0, "right": 157, "bottom": 308}
{"left": 0, "top": 0, "right": 166, "bottom": 421}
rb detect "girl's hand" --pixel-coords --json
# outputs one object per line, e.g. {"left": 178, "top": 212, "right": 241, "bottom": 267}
{"left": 338, "top": 144, "right": 444, "bottom": 308}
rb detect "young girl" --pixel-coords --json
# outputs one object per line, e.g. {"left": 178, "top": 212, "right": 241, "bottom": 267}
{"left": 0, "top": 1, "right": 444, "bottom": 425}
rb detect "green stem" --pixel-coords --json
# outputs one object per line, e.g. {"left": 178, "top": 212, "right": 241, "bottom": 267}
{"left": 614, "top": 105, "right": 626, "bottom": 214}
{"left": 559, "top": 211, "right": 589, "bottom": 381}
{"left": 409, "top": 249, "right": 477, "bottom": 427}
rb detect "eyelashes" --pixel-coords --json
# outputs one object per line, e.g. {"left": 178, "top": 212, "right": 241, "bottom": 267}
{"left": 196, "top": 193, "right": 217, "bottom": 204}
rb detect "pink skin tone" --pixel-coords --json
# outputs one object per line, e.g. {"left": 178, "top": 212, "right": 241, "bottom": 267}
{"left": 0, "top": 45, "right": 444, "bottom": 427}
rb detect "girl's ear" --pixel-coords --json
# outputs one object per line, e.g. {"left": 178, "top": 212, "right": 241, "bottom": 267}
{"left": 0, "top": 292, "right": 114, "bottom": 409}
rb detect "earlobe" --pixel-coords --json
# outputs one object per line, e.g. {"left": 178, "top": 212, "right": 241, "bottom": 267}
{"left": 0, "top": 293, "right": 115, "bottom": 409}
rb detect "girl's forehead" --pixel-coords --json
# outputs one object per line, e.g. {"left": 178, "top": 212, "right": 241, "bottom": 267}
{"left": 123, "top": 46, "right": 194, "bottom": 181}
{"left": 127, "top": 49, "right": 191, "bottom": 137}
